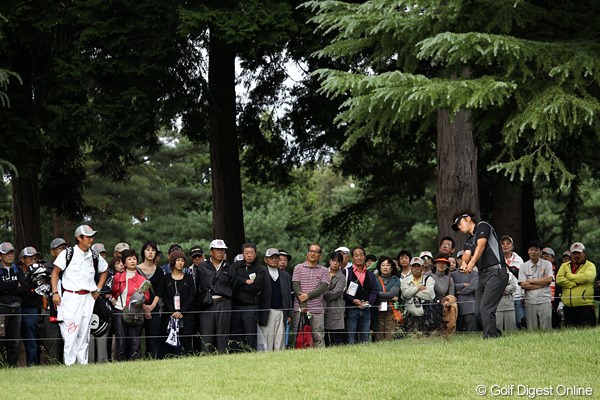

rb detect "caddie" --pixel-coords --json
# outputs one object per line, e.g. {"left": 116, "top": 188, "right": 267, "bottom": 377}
{"left": 50, "top": 225, "right": 108, "bottom": 366}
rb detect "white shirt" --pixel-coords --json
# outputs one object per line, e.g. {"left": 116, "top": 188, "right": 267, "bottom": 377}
{"left": 54, "top": 245, "right": 108, "bottom": 292}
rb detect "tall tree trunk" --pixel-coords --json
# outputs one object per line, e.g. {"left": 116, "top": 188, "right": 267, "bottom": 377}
{"left": 12, "top": 169, "right": 42, "bottom": 252}
{"left": 491, "top": 178, "right": 522, "bottom": 251}
{"left": 208, "top": 31, "right": 245, "bottom": 260}
{"left": 436, "top": 109, "right": 479, "bottom": 252}
{"left": 520, "top": 182, "right": 538, "bottom": 255}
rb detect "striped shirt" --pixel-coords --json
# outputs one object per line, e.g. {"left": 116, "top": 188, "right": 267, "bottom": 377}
{"left": 292, "top": 262, "right": 329, "bottom": 313}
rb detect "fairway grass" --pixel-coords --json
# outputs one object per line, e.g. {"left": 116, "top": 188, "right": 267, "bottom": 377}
{"left": 1, "top": 328, "right": 598, "bottom": 399}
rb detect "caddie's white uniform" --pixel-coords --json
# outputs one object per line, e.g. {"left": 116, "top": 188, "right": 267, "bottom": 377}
{"left": 54, "top": 246, "right": 108, "bottom": 365}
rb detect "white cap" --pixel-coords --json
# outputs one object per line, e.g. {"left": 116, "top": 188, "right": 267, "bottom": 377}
{"left": 114, "top": 242, "right": 130, "bottom": 253}
{"left": 210, "top": 239, "right": 228, "bottom": 249}
{"left": 50, "top": 238, "right": 67, "bottom": 249}
{"left": 570, "top": 242, "right": 585, "bottom": 253}
{"left": 74, "top": 224, "right": 97, "bottom": 237}
{"left": 456, "top": 250, "right": 465, "bottom": 258}
{"left": 265, "top": 248, "right": 279, "bottom": 257}
{"left": 541, "top": 247, "right": 555, "bottom": 256}
{"left": 410, "top": 257, "right": 424, "bottom": 266}
{"left": 20, "top": 246, "right": 41, "bottom": 258}
{"left": 92, "top": 243, "right": 107, "bottom": 253}
{"left": 419, "top": 251, "right": 433, "bottom": 259}
{"left": 334, "top": 246, "right": 350, "bottom": 254}
{"left": 0, "top": 242, "right": 15, "bottom": 254}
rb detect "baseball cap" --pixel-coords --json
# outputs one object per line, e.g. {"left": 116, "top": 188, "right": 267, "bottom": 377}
{"left": 433, "top": 256, "right": 450, "bottom": 265}
{"left": 456, "top": 250, "right": 465, "bottom": 259}
{"left": 50, "top": 238, "right": 67, "bottom": 250}
{"left": 541, "top": 247, "right": 555, "bottom": 256}
{"left": 562, "top": 250, "right": 571, "bottom": 257}
{"left": 209, "top": 239, "right": 228, "bottom": 249}
{"left": 410, "top": 257, "right": 424, "bottom": 266}
{"left": 20, "top": 246, "right": 41, "bottom": 258}
{"left": 334, "top": 246, "right": 350, "bottom": 254}
{"left": 265, "top": 248, "right": 279, "bottom": 257}
{"left": 500, "top": 235, "right": 514, "bottom": 244}
{"left": 0, "top": 242, "right": 15, "bottom": 254}
{"left": 114, "top": 242, "right": 130, "bottom": 253}
{"left": 74, "top": 224, "right": 97, "bottom": 237}
{"left": 569, "top": 242, "right": 585, "bottom": 253}
{"left": 92, "top": 243, "right": 107, "bottom": 253}
{"left": 451, "top": 213, "right": 471, "bottom": 232}
{"left": 190, "top": 245, "right": 204, "bottom": 257}
{"left": 279, "top": 250, "right": 292, "bottom": 261}
{"left": 419, "top": 251, "right": 433, "bottom": 260}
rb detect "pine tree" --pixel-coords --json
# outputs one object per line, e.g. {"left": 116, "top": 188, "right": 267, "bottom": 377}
{"left": 306, "top": 0, "right": 600, "bottom": 242}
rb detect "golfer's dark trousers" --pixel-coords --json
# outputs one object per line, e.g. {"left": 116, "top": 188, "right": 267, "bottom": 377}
{"left": 475, "top": 265, "right": 509, "bottom": 338}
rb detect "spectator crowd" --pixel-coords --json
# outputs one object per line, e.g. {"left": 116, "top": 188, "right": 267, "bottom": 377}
{"left": 0, "top": 223, "right": 598, "bottom": 367}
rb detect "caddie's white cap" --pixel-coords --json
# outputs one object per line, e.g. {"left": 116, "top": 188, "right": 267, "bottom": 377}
{"left": 74, "top": 224, "right": 97, "bottom": 237}
{"left": 210, "top": 239, "right": 228, "bottom": 249}
{"left": 541, "top": 247, "right": 555, "bottom": 256}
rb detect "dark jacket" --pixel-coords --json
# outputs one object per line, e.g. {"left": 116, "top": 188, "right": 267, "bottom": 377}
{"left": 343, "top": 267, "right": 378, "bottom": 306}
{"left": 0, "top": 263, "right": 27, "bottom": 307}
{"left": 163, "top": 274, "right": 195, "bottom": 313}
{"left": 258, "top": 267, "right": 293, "bottom": 326}
{"left": 20, "top": 266, "right": 43, "bottom": 309}
{"left": 136, "top": 266, "right": 166, "bottom": 305}
{"left": 232, "top": 259, "right": 265, "bottom": 306}
{"left": 196, "top": 259, "right": 236, "bottom": 308}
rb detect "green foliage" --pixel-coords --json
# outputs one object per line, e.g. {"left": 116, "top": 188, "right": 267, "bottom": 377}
{"left": 307, "top": 0, "right": 600, "bottom": 189}
{"left": 0, "top": 68, "right": 21, "bottom": 107}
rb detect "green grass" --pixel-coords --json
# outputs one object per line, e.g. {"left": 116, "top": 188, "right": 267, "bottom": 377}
{"left": 1, "top": 328, "right": 599, "bottom": 399}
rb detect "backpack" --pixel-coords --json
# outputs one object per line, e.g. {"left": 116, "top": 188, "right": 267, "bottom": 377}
{"left": 60, "top": 247, "right": 100, "bottom": 283}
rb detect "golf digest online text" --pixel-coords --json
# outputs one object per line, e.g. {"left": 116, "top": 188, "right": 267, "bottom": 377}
{"left": 475, "top": 384, "right": 593, "bottom": 398}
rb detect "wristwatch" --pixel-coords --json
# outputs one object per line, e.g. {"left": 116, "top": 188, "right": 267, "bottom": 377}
{"left": 51, "top": 292, "right": 59, "bottom": 296}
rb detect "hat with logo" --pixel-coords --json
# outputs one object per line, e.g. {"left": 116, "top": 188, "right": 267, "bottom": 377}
{"left": 0, "top": 242, "right": 15, "bottom": 254}
{"left": 541, "top": 247, "right": 555, "bottom": 257}
{"left": 410, "top": 257, "right": 424, "bottom": 266}
{"left": 190, "top": 245, "right": 204, "bottom": 257}
{"left": 334, "top": 246, "right": 350, "bottom": 254}
{"left": 209, "top": 239, "right": 228, "bottom": 249}
{"left": 50, "top": 238, "right": 68, "bottom": 250}
{"left": 114, "top": 242, "right": 130, "bottom": 253}
{"left": 265, "top": 248, "right": 279, "bottom": 257}
{"left": 74, "top": 224, "right": 97, "bottom": 237}
{"left": 569, "top": 242, "right": 585, "bottom": 253}
{"left": 451, "top": 212, "right": 472, "bottom": 232}
{"left": 92, "top": 243, "right": 107, "bottom": 253}
{"left": 419, "top": 251, "right": 433, "bottom": 260}
{"left": 278, "top": 250, "right": 292, "bottom": 262}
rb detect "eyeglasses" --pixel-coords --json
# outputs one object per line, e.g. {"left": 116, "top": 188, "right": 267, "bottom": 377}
{"left": 308, "top": 250, "right": 321, "bottom": 254}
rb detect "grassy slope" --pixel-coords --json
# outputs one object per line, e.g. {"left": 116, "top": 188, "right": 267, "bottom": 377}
{"left": 1, "top": 328, "right": 598, "bottom": 400}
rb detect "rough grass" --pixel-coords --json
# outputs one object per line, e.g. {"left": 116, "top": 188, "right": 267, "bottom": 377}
{"left": 1, "top": 328, "right": 599, "bottom": 399}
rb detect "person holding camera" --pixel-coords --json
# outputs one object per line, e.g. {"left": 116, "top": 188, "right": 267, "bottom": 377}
{"left": 400, "top": 257, "right": 435, "bottom": 334}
